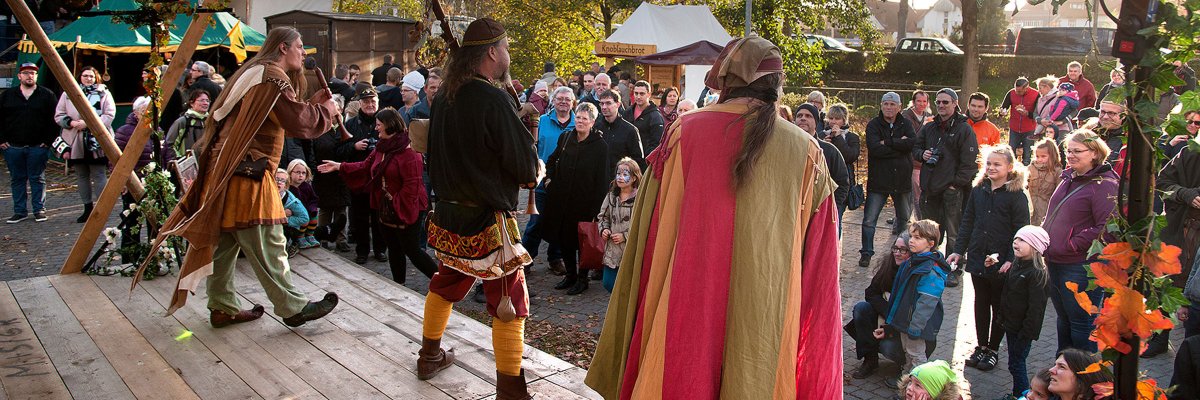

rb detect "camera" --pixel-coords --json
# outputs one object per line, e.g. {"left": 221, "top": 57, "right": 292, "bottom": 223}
{"left": 925, "top": 147, "right": 942, "bottom": 166}
{"left": 366, "top": 137, "right": 378, "bottom": 152}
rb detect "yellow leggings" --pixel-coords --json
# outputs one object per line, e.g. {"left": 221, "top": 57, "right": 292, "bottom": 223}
{"left": 422, "top": 292, "right": 525, "bottom": 376}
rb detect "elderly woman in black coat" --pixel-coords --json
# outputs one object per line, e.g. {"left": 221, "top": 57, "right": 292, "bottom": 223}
{"left": 540, "top": 102, "right": 611, "bottom": 295}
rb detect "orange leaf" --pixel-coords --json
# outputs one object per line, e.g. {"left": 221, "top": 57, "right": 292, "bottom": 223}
{"left": 1093, "top": 287, "right": 1175, "bottom": 353}
{"left": 1065, "top": 282, "right": 1099, "bottom": 314}
{"left": 1144, "top": 244, "right": 1183, "bottom": 277}
{"left": 1092, "top": 382, "right": 1114, "bottom": 398}
{"left": 1090, "top": 261, "right": 1130, "bottom": 290}
{"left": 1080, "top": 360, "right": 1111, "bottom": 375}
{"left": 1137, "top": 378, "right": 1167, "bottom": 400}
{"left": 1099, "top": 242, "right": 1136, "bottom": 270}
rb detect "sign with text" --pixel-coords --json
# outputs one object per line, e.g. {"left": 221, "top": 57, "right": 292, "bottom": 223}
{"left": 595, "top": 41, "right": 657, "bottom": 58}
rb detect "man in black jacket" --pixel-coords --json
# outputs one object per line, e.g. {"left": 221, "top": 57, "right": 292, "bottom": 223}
{"left": 593, "top": 89, "right": 644, "bottom": 171}
{"left": 370, "top": 54, "right": 395, "bottom": 86}
{"left": 329, "top": 64, "right": 355, "bottom": 101}
{"left": 1, "top": 63, "right": 58, "bottom": 223}
{"left": 341, "top": 88, "right": 387, "bottom": 264}
{"left": 312, "top": 96, "right": 351, "bottom": 252}
{"left": 622, "top": 80, "right": 665, "bottom": 153}
{"left": 189, "top": 61, "right": 223, "bottom": 103}
{"left": 859, "top": 92, "right": 916, "bottom": 268}
{"left": 912, "top": 88, "right": 979, "bottom": 287}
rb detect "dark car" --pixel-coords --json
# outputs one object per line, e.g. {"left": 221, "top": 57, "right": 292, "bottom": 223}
{"left": 1014, "top": 27, "right": 1116, "bottom": 55}
{"left": 894, "top": 37, "right": 964, "bottom": 54}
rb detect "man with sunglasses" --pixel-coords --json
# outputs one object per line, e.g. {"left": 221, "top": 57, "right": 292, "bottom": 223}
{"left": 912, "top": 88, "right": 979, "bottom": 287}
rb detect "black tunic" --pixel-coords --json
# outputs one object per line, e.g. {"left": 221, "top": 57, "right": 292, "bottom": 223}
{"left": 539, "top": 128, "right": 612, "bottom": 246}
{"left": 428, "top": 77, "right": 537, "bottom": 234}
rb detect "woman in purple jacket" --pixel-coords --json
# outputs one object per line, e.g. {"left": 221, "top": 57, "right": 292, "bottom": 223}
{"left": 113, "top": 96, "right": 156, "bottom": 261}
{"left": 1041, "top": 129, "right": 1119, "bottom": 352}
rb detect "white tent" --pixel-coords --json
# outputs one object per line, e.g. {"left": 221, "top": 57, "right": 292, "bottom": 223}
{"left": 604, "top": 3, "right": 733, "bottom": 101}
{"left": 230, "top": 0, "right": 333, "bottom": 32}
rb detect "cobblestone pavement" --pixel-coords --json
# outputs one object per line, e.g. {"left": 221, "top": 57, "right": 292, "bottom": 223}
{"left": 1, "top": 160, "right": 1176, "bottom": 399}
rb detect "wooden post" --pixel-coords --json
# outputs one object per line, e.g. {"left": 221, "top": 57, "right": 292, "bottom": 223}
{"left": 4, "top": 0, "right": 146, "bottom": 199}
{"left": 58, "top": 4, "right": 216, "bottom": 275}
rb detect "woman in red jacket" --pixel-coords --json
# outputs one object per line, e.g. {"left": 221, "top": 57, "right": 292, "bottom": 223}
{"left": 318, "top": 108, "right": 436, "bottom": 284}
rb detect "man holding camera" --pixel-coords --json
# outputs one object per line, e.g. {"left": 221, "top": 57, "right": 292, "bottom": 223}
{"left": 912, "top": 88, "right": 979, "bottom": 287}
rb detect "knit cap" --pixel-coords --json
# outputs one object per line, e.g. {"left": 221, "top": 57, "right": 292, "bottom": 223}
{"left": 1014, "top": 225, "right": 1050, "bottom": 254}
{"left": 911, "top": 360, "right": 957, "bottom": 398}
{"left": 402, "top": 70, "right": 425, "bottom": 91}
{"left": 534, "top": 80, "right": 548, "bottom": 94}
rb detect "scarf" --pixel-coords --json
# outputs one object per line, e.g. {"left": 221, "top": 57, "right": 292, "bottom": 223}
{"left": 370, "top": 132, "right": 411, "bottom": 179}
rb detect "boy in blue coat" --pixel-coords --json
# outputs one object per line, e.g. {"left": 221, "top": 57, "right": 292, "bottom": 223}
{"left": 276, "top": 169, "right": 310, "bottom": 257}
{"left": 883, "top": 219, "right": 951, "bottom": 370}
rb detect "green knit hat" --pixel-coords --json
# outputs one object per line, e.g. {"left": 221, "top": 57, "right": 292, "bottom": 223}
{"left": 911, "top": 360, "right": 957, "bottom": 398}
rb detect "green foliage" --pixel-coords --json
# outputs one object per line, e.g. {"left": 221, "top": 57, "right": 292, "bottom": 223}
{"left": 977, "top": 0, "right": 1009, "bottom": 45}
{"left": 94, "top": 162, "right": 183, "bottom": 279}
{"left": 334, "top": 0, "right": 423, "bottom": 19}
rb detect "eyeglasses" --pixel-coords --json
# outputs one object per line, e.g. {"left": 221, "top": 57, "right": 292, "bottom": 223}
{"left": 1099, "top": 110, "right": 1122, "bottom": 117}
{"left": 935, "top": 100, "right": 953, "bottom": 105}
{"left": 891, "top": 246, "right": 911, "bottom": 254}
{"left": 1188, "top": 120, "right": 1200, "bottom": 126}
{"left": 1065, "top": 149, "right": 1092, "bottom": 155}
{"left": 555, "top": 97, "right": 573, "bottom": 103}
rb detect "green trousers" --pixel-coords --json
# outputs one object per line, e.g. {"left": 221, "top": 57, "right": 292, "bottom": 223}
{"left": 208, "top": 224, "right": 309, "bottom": 317}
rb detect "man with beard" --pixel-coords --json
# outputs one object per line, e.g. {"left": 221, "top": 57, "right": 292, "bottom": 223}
{"left": 344, "top": 87, "right": 387, "bottom": 264}
{"left": 1095, "top": 99, "right": 1125, "bottom": 163}
{"left": 136, "top": 27, "right": 340, "bottom": 326}
{"left": 420, "top": 18, "right": 538, "bottom": 399}
{"left": 1, "top": 63, "right": 58, "bottom": 223}
{"left": 623, "top": 80, "right": 665, "bottom": 153}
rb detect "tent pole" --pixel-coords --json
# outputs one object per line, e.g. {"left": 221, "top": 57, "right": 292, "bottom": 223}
{"left": 59, "top": 4, "right": 216, "bottom": 275}
{"left": 4, "top": 0, "right": 146, "bottom": 199}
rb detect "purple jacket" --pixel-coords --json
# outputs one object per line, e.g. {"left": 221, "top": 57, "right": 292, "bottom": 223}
{"left": 288, "top": 181, "right": 319, "bottom": 216}
{"left": 114, "top": 113, "right": 154, "bottom": 172}
{"left": 1041, "top": 163, "right": 1119, "bottom": 264}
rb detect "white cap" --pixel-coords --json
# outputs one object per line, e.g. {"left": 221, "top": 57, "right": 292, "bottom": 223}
{"left": 401, "top": 71, "right": 425, "bottom": 91}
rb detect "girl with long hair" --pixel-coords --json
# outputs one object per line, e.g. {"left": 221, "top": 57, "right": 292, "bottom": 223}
{"left": 597, "top": 157, "right": 642, "bottom": 292}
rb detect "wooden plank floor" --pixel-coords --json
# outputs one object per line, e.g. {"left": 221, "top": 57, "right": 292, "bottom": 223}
{"left": 0, "top": 249, "right": 600, "bottom": 400}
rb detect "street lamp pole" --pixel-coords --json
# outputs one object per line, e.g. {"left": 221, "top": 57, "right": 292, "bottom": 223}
{"left": 745, "top": 0, "right": 752, "bottom": 35}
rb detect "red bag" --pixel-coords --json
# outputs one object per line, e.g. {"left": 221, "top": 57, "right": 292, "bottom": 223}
{"left": 577, "top": 221, "right": 605, "bottom": 270}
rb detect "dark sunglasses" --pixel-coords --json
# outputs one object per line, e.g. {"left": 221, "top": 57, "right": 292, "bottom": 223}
{"left": 935, "top": 100, "right": 953, "bottom": 105}
{"left": 1189, "top": 120, "right": 1200, "bottom": 126}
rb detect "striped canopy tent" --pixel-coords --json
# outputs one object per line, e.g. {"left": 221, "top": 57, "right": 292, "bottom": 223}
{"left": 17, "top": 0, "right": 266, "bottom": 64}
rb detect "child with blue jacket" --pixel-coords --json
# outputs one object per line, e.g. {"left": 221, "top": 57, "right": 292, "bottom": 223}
{"left": 883, "top": 219, "right": 952, "bottom": 371}
{"left": 276, "top": 169, "right": 310, "bottom": 257}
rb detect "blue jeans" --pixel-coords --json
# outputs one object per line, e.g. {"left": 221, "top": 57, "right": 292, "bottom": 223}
{"left": 603, "top": 267, "right": 618, "bottom": 293}
{"left": 522, "top": 182, "right": 561, "bottom": 261}
{"left": 1006, "top": 330, "right": 1033, "bottom": 396}
{"left": 5, "top": 146, "right": 49, "bottom": 216}
{"left": 850, "top": 302, "right": 907, "bottom": 365}
{"left": 1047, "top": 262, "right": 1103, "bottom": 352}
{"left": 1009, "top": 130, "right": 1034, "bottom": 165}
{"left": 860, "top": 191, "right": 913, "bottom": 257}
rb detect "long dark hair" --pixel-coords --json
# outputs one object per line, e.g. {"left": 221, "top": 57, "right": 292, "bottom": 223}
{"left": 440, "top": 43, "right": 498, "bottom": 103}
{"left": 658, "top": 86, "right": 679, "bottom": 109}
{"left": 724, "top": 73, "right": 783, "bottom": 189}
{"left": 1057, "top": 349, "right": 1113, "bottom": 400}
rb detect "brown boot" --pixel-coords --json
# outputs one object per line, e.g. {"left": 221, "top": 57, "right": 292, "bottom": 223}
{"left": 417, "top": 337, "right": 455, "bottom": 380}
{"left": 547, "top": 259, "right": 566, "bottom": 276}
{"left": 210, "top": 304, "right": 265, "bottom": 328}
{"left": 496, "top": 370, "right": 533, "bottom": 400}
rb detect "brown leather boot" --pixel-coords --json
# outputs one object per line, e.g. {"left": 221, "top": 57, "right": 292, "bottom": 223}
{"left": 417, "top": 337, "right": 455, "bottom": 380}
{"left": 496, "top": 369, "right": 533, "bottom": 400}
{"left": 547, "top": 259, "right": 566, "bottom": 276}
{"left": 210, "top": 304, "right": 265, "bottom": 328}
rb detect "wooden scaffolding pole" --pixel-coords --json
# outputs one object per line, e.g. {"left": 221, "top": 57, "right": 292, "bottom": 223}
{"left": 54, "top": 2, "right": 216, "bottom": 274}
{"left": 5, "top": 0, "right": 146, "bottom": 199}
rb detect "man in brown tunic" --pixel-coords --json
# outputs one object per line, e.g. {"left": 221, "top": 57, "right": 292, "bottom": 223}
{"left": 137, "top": 27, "right": 340, "bottom": 328}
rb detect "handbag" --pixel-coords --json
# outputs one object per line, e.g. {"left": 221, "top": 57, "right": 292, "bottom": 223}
{"left": 232, "top": 157, "right": 270, "bottom": 179}
{"left": 577, "top": 220, "right": 605, "bottom": 270}
{"left": 378, "top": 175, "right": 404, "bottom": 228}
{"left": 847, "top": 183, "right": 865, "bottom": 210}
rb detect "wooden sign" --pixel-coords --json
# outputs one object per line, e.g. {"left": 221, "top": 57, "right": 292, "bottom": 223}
{"left": 595, "top": 41, "right": 657, "bottom": 58}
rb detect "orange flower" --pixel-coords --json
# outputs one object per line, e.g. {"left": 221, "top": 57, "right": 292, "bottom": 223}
{"left": 1144, "top": 244, "right": 1182, "bottom": 278}
{"left": 1090, "top": 261, "right": 1129, "bottom": 290}
{"left": 1098, "top": 242, "right": 1136, "bottom": 270}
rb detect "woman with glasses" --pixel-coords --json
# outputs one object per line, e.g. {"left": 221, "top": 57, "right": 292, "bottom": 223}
{"left": 1163, "top": 110, "right": 1200, "bottom": 160}
{"left": 1040, "top": 129, "right": 1119, "bottom": 352}
{"left": 847, "top": 233, "right": 919, "bottom": 379}
{"left": 164, "top": 90, "right": 211, "bottom": 163}
{"left": 54, "top": 66, "right": 115, "bottom": 223}
{"left": 1158, "top": 110, "right": 1200, "bottom": 342}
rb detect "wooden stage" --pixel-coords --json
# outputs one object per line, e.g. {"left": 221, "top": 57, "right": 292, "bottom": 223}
{"left": 0, "top": 249, "right": 599, "bottom": 399}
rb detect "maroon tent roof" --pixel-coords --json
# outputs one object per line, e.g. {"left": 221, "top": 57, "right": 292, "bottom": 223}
{"left": 634, "top": 40, "right": 725, "bottom": 65}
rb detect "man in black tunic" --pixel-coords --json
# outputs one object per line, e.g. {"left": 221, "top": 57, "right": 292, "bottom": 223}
{"left": 417, "top": 18, "right": 539, "bottom": 400}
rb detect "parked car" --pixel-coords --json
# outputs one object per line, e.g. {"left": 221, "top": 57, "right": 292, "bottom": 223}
{"left": 894, "top": 37, "right": 964, "bottom": 54}
{"left": 804, "top": 34, "right": 858, "bottom": 52}
{"left": 1014, "top": 27, "right": 1116, "bottom": 55}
